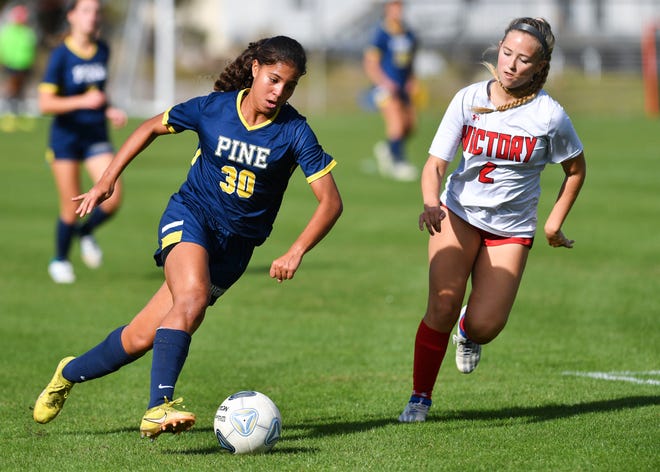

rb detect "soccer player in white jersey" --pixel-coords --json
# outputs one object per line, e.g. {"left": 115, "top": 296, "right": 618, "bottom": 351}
{"left": 399, "top": 17, "right": 586, "bottom": 422}
{"left": 33, "top": 36, "right": 342, "bottom": 439}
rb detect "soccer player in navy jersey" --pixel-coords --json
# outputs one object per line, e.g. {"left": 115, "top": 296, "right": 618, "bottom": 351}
{"left": 364, "top": 0, "right": 418, "bottom": 181}
{"left": 33, "top": 35, "right": 343, "bottom": 439}
{"left": 39, "top": 0, "right": 127, "bottom": 284}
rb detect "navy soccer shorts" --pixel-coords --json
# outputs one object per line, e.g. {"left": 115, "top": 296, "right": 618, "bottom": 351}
{"left": 153, "top": 194, "right": 255, "bottom": 305}
{"left": 48, "top": 122, "right": 113, "bottom": 161}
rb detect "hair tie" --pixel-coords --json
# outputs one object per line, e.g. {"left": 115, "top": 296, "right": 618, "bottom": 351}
{"left": 510, "top": 23, "right": 549, "bottom": 56}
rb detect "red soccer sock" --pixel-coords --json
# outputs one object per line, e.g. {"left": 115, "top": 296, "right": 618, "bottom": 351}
{"left": 411, "top": 320, "right": 450, "bottom": 400}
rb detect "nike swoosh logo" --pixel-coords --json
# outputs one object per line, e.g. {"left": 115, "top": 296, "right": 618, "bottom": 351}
{"left": 143, "top": 413, "right": 167, "bottom": 424}
{"left": 158, "top": 384, "right": 174, "bottom": 389}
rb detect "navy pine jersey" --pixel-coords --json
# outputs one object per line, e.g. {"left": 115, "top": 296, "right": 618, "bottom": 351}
{"left": 369, "top": 21, "right": 417, "bottom": 91}
{"left": 162, "top": 89, "right": 337, "bottom": 244}
{"left": 39, "top": 38, "right": 109, "bottom": 129}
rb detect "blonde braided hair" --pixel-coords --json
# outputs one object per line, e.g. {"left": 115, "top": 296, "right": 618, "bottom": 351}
{"left": 473, "top": 18, "right": 555, "bottom": 114}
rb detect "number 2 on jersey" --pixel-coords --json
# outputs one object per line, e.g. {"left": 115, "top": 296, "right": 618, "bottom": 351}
{"left": 220, "top": 165, "right": 256, "bottom": 198}
{"left": 479, "top": 162, "right": 497, "bottom": 184}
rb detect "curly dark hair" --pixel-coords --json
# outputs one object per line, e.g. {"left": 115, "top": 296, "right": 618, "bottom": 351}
{"left": 214, "top": 36, "right": 307, "bottom": 92}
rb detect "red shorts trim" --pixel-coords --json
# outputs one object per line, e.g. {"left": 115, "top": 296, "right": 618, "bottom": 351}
{"left": 478, "top": 229, "right": 534, "bottom": 248}
{"left": 442, "top": 204, "right": 534, "bottom": 248}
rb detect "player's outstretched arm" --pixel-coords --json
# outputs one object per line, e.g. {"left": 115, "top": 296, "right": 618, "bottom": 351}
{"left": 419, "top": 155, "right": 448, "bottom": 235}
{"left": 74, "top": 114, "right": 170, "bottom": 217}
{"left": 544, "top": 152, "right": 586, "bottom": 248}
{"left": 270, "top": 173, "right": 342, "bottom": 282}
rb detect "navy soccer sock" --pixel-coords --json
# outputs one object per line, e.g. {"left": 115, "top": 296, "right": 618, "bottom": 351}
{"left": 79, "top": 208, "right": 112, "bottom": 236}
{"left": 148, "top": 328, "right": 191, "bottom": 409}
{"left": 62, "top": 326, "right": 139, "bottom": 382}
{"left": 388, "top": 138, "right": 404, "bottom": 163}
{"left": 408, "top": 395, "right": 432, "bottom": 406}
{"left": 55, "top": 218, "right": 77, "bottom": 260}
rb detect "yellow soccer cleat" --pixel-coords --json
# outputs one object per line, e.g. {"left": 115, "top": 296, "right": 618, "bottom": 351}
{"left": 140, "top": 397, "right": 196, "bottom": 439}
{"left": 33, "top": 356, "right": 76, "bottom": 424}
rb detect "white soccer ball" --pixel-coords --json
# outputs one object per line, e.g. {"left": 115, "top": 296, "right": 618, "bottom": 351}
{"left": 214, "top": 390, "right": 282, "bottom": 454}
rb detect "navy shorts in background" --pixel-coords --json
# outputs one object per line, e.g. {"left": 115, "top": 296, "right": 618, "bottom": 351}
{"left": 48, "top": 122, "right": 113, "bottom": 161}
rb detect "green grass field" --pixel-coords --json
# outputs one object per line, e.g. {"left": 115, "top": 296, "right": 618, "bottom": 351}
{"left": 1, "top": 95, "right": 658, "bottom": 471}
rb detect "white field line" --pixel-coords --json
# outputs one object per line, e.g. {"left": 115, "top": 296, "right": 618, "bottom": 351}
{"left": 562, "top": 371, "right": 660, "bottom": 385}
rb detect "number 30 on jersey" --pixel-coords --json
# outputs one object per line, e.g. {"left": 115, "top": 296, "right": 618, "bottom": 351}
{"left": 220, "top": 165, "right": 256, "bottom": 198}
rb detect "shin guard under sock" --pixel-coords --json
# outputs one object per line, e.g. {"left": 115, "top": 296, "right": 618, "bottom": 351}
{"left": 79, "top": 208, "right": 113, "bottom": 236}
{"left": 148, "top": 328, "right": 191, "bottom": 408}
{"left": 55, "top": 218, "right": 77, "bottom": 260}
{"left": 388, "top": 138, "right": 404, "bottom": 163}
{"left": 62, "top": 326, "right": 139, "bottom": 382}
{"left": 411, "top": 320, "right": 450, "bottom": 400}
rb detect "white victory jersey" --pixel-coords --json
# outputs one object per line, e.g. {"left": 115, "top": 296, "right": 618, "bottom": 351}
{"left": 429, "top": 80, "right": 583, "bottom": 238}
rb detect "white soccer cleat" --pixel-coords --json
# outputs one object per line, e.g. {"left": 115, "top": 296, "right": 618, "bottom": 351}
{"left": 48, "top": 260, "right": 75, "bottom": 284}
{"left": 453, "top": 332, "right": 482, "bottom": 374}
{"left": 389, "top": 161, "right": 418, "bottom": 182}
{"left": 398, "top": 398, "right": 431, "bottom": 423}
{"left": 373, "top": 141, "right": 417, "bottom": 181}
{"left": 80, "top": 235, "right": 103, "bottom": 269}
{"left": 454, "top": 306, "right": 482, "bottom": 373}
{"left": 374, "top": 141, "right": 394, "bottom": 176}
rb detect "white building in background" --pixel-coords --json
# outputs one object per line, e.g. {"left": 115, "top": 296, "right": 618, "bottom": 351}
{"left": 112, "top": 0, "right": 659, "bottom": 115}
{"left": 173, "top": 0, "right": 657, "bottom": 86}
{"left": 177, "top": 0, "right": 656, "bottom": 55}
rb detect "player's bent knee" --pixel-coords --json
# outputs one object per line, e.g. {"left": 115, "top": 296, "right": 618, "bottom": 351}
{"left": 173, "top": 290, "right": 209, "bottom": 321}
{"left": 122, "top": 329, "right": 156, "bottom": 355}
{"left": 424, "top": 303, "right": 462, "bottom": 332}
{"left": 464, "top": 322, "right": 505, "bottom": 344}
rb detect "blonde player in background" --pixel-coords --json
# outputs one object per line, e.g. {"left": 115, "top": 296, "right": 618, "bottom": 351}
{"left": 399, "top": 17, "right": 586, "bottom": 422}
